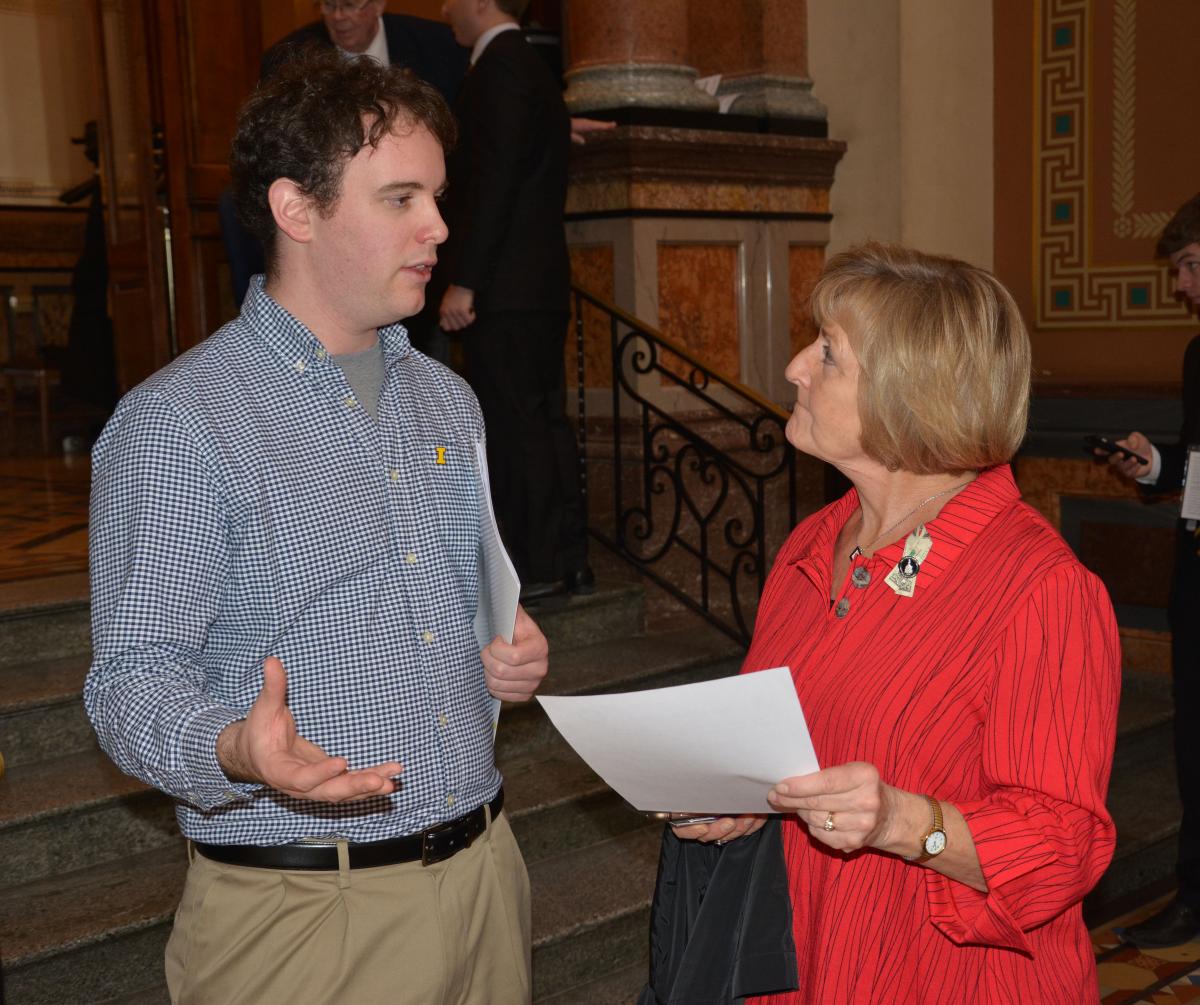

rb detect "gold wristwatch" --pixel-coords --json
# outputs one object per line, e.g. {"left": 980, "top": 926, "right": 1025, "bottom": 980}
{"left": 911, "top": 794, "right": 946, "bottom": 863}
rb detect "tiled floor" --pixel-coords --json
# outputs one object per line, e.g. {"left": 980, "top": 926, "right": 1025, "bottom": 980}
{"left": 0, "top": 455, "right": 89, "bottom": 583}
{"left": 1094, "top": 896, "right": 1200, "bottom": 1003}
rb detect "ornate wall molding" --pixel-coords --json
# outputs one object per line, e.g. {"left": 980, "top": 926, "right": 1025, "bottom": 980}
{"left": 1034, "top": 0, "right": 1186, "bottom": 328}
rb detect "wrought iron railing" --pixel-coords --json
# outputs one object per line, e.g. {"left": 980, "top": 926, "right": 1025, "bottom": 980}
{"left": 571, "top": 284, "right": 801, "bottom": 647}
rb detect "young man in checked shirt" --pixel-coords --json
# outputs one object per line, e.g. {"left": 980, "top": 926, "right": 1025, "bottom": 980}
{"left": 85, "top": 51, "right": 548, "bottom": 1004}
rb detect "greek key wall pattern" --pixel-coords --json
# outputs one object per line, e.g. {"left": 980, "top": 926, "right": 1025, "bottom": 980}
{"left": 1034, "top": 0, "right": 1191, "bottom": 329}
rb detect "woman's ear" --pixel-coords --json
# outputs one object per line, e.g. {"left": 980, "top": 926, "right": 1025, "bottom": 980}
{"left": 267, "top": 178, "right": 313, "bottom": 247}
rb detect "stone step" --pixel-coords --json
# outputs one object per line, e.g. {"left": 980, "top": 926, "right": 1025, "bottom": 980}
{"left": 0, "top": 622, "right": 736, "bottom": 887}
{"left": 0, "top": 656, "right": 95, "bottom": 768}
{"left": 109, "top": 973, "right": 648, "bottom": 1005}
{"left": 537, "top": 961, "right": 647, "bottom": 1004}
{"left": 0, "top": 749, "right": 179, "bottom": 890}
{"left": 0, "top": 845, "right": 185, "bottom": 1005}
{"left": 530, "top": 824, "right": 662, "bottom": 1002}
{"left": 0, "top": 718, "right": 649, "bottom": 890}
{"left": 522, "top": 580, "right": 645, "bottom": 652}
{"left": 96, "top": 987, "right": 170, "bottom": 1005}
{"left": 497, "top": 623, "right": 744, "bottom": 761}
{"left": 0, "top": 574, "right": 90, "bottom": 669}
{"left": 1, "top": 824, "right": 666, "bottom": 1005}
{"left": 503, "top": 740, "right": 647, "bottom": 865}
{"left": 1113, "top": 674, "right": 1174, "bottom": 773}
{"left": 0, "top": 581, "right": 648, "bottom": 771}
{"left": 1088, "top": 746, "right": 1181, "bottom": 917}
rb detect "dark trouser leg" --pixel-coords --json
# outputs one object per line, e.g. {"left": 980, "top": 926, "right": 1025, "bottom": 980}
{"left": 462, "top": 310, "right": 587, "bottom": 584}
{"left": 1172, "top": 540, "right": 1200, "bottom": 908}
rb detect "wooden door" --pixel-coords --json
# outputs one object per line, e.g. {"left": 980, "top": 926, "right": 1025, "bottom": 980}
{"left": 86, "top": 0, "right": 172, "bottom": 392}
{"left": 151, "top": 2, "right": 262, "bottom": 350}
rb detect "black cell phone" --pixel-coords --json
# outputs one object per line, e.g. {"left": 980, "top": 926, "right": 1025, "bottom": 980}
{"left": 1084, "top": 434, "right": 1149, "bottom": 466}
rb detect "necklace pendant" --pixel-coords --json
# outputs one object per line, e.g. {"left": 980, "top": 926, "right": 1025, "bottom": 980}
{"left": 849, "top": 545, "right": 862, "bottom": 560}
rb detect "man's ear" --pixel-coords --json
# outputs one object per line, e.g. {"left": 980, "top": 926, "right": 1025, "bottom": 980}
{"left": 267, "top": 178, "right": 314, "bottom": 247}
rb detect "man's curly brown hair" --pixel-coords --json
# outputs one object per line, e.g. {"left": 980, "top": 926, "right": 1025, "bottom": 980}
{"left": 229, "top": 48, "right": 457, "bottom": 275}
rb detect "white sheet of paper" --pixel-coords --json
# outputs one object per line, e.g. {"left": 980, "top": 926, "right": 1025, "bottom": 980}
{"left": 472, "top": 441, "right": 520, "bottom": 726}
{"left": 1182, "top": 448, "right": 1200, "bottom": 521}
{"left": 537, "top": 666, "right": 819, "bottom": 815}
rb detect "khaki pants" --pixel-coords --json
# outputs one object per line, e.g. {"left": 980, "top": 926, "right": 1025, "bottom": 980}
{"left": 165, "top": 811, "right": 531, "bottom": 1005}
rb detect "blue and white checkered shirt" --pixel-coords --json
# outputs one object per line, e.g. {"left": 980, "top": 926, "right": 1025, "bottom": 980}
{"left": 85, "top": 278, "right": 501, "bottom": 844}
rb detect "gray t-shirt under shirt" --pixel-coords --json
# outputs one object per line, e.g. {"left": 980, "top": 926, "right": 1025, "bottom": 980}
{"left": 333, "top": 341, "right": 386, "bottom": 421}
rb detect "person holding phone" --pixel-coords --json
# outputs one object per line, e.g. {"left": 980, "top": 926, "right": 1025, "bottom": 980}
{"left": 1104, "top": 193, "right": 1200, "bottom": 948}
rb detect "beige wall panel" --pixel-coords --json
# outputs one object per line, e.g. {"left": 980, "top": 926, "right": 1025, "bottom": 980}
{"left": 0, "top": 1, "right": 97, "bottom": 204}
{"left": 806, "top": 0, "right": 901, "bottom": 255}
{"left": 898, "top": 0, "right": 993, "bottom": 268}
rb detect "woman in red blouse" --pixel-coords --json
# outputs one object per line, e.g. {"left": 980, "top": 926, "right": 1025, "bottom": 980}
{"left": 673, "top": 244, "right": 1121, "bottom": 1002}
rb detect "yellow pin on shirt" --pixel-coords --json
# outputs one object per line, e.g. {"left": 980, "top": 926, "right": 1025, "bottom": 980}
{"left": 435, "top": 446, "right": 447, "bottom": 465}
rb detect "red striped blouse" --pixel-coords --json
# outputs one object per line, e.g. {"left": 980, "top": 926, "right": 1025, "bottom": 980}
{"left": 746, "top": 465, "right": 1120, "bottom": 1004}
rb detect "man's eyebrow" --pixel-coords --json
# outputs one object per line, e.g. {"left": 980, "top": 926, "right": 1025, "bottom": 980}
{"left": 376, "top": 180, "right": 449, "bottom": 197}
{"left": 376, "top": 181, "right": 423, "bottom": 195}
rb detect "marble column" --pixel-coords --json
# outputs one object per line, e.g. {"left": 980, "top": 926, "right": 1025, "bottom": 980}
{"left": 689, "top": 0, "right": 825, "bottom": 120}
{"left": 563, "top": 0, "right": 718, "bottom": 114}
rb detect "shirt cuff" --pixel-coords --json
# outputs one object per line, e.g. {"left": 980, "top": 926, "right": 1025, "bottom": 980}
{"left": 178, "top": 706, "right": 259, "bottom": 810}
{"left": 924, "top": 798, "right": 1064, "bottom": 955}
{"left": 1136, "top": 443, "right": 1162, "bottom": 484}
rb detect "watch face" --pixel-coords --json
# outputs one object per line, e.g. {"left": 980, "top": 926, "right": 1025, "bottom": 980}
{"left": 924, "top": 830, "right": 947, "bottom": 856}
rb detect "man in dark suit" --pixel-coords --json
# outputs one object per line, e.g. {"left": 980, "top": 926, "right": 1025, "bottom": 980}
{"left": 1109, "top": 193, "right": 1200, "bottom": 948}
{"left": 437, "top": 0, "right": 591, "bottom": 600}
{"left": 261, "top": 0, "right": 468, "bottom": 103}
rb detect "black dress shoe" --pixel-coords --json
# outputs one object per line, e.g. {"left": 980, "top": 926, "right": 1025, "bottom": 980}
{"left": 520, "top": 579, "right": 568, "bottom": 603}
{"left": 566, "top": 565, "right": 595, "bottom": 595}
{"left": 1122, "top": 899, "right": 1200, "bottom": 949}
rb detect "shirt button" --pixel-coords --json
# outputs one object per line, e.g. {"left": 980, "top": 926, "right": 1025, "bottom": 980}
{"left": 446, "top": 794, "right": 456, "bottom": 807}
{"left": 835, "top": 598, "right": 851, "bottom": 618}
{"left": 344, "top": 396, "right": 357, "bottom": 409}
{"left": 406, "top": 552, "right": 418, "bottom": 565}
{"left": 390, "top": 469, "right": 400, "bottom": 482}
{"left": 316, "top": 348, "right": 327, "bottom": 360}
{"left": 851, "top": 567, "right": 871, "bottom": 589}
{"left": 293, "top": 359, "right": 306, "bottom": 372}
{"left": 438, "top": 714, "right": 448, "bottom": 727}
{"left": 422, "top": 630, "right": 435, "bottom": 644}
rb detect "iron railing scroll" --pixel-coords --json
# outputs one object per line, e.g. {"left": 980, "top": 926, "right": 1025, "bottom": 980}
{"left": 571, "top": 284, "right": 800, "bottom": 647}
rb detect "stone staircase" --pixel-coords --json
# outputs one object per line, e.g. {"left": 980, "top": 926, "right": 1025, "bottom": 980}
{"left": 0, "top": 573, "right": 742, "bottom": 1004}
{"left": 0, "top": 569, "right": 1185, "bottom": 1002}
{"left": 1086, "top": 650, "right": 1180, "bottom": 922}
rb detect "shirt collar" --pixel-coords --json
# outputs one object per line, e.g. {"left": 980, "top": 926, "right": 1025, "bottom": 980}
{"left": 240, "top": 275, "right": 413, "bottom": 371}
{"left": 788, "top": 464, "right": 1022, "bottom": 591}
{"left": 335, "top": 16, "right": 389, "bottom": 66}
{"left": 471, "top": 22, "right": 520, "bottom": 65}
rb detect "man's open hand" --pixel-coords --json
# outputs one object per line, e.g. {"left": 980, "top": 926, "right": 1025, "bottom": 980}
{"left": 482, "top": 605, "right": 549, "bottom": 703}
{"left": 216, "top": 657, "right": 402, "bottom": 803}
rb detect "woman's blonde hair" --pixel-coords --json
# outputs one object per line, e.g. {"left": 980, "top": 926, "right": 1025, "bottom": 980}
{"left": 809, "top": 243, "right": 1031, "bottom": 475}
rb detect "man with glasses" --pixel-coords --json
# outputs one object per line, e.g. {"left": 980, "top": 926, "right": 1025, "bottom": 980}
{"left": 262, "top": 0, "right": 468, "bottom": 104}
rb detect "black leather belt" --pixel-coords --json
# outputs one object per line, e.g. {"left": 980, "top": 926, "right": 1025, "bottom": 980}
{"left": 194, "top": 789, "right": 503, "bottom": 870}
